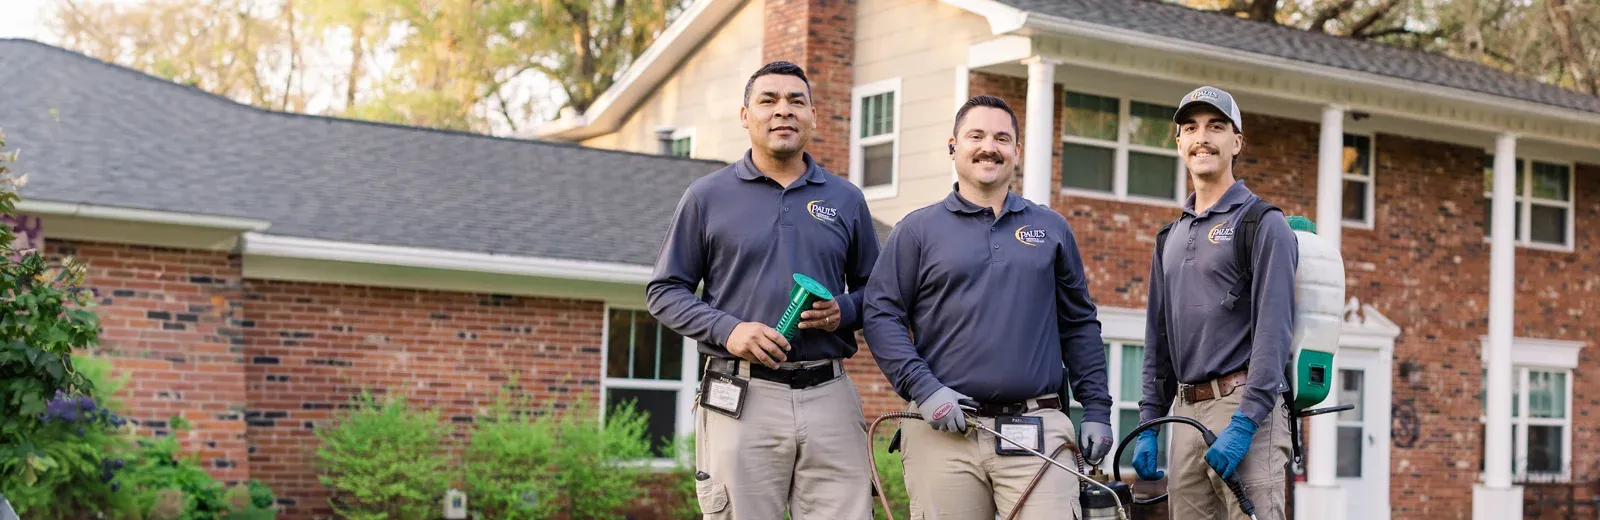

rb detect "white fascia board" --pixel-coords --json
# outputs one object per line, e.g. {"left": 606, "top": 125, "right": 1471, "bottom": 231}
{"left": 967, "top": 35, "right": 1033, "bottom": 69}
{"left": 529, "top": 0, "right": 741, "bottom": 141}
{"left": 242, "top": 233, "right": 653, "bottom": 285}
{"left": 1015, "top": 13, "right": 1600, "bottom": 129}
{"left": 16, "top": 200, "right": 272, "bottom": 231}
{"left": 939, "top": 0, "right": 1028, "bottom": 33}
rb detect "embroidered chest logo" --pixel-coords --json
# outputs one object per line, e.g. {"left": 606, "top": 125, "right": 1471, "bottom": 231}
{"left": 1015, "top": 225, "right": 1047, "bottom": 246}
{"left": 1208, "top": 221, "right": 1236, "bottom": 244}
{"left": 807, "top": 200, "right": 838, "bottom": 222}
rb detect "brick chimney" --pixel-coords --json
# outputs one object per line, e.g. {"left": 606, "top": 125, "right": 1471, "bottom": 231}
{"left": 763, "top": 0, "right": 855, "bottom": 175}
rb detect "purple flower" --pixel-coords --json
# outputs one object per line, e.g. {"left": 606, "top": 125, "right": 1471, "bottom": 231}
{"left": 77, "top": 396, "right": 95, "bottom": 411}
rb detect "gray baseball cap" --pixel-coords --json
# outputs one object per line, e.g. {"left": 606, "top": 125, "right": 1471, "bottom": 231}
{"left": 1173, "top": 85, "right": 1243, "bottom": 133}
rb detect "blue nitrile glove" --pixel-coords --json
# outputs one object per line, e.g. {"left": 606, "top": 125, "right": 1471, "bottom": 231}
{"left": 1204, "top": 411, "right": 1260, "bottom": 480}
{"left": 1080, "top": 421, "right": 1114, "bottom": 465}
{"left": 917, "top": 387, "right": 972, "bottom": 433}
{"left": 1132, "top": 429, "right": 1163, "bottom": 480}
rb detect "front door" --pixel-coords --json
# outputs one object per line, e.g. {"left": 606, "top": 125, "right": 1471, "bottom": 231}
{"left": 1335, "top": 349, "right": 1390, "bottom": 520}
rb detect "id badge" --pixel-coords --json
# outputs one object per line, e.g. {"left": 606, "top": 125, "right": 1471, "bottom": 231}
{"left": 994, "top": 415, "right": 1044, "bottom": 456}
{"left": 698, "top": 371, "right": 748, "bottom": 419}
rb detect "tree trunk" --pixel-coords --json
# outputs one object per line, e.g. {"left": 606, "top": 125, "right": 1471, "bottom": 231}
{"left": 1544, "top": 0, "right": 1597, "bottom": 95}
{"left": 1248, "top": 0, "right": 1277, "bottom": 22}
{"left": 346, "top": 21, "right": 364, "bottom": 110}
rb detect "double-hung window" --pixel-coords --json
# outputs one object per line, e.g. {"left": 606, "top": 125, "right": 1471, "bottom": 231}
{"left": 1060, "top": 92, "right": 1184, "bottom": 205}
{"left": 1341, "top": 134, "right": 1375, "bottom": 228}
{"left": 1478, "top": 337, "right": 1581, "bottom": 482}
{"left": 851, "top": 78, "right": 901, "bottom": 199}
{"left": 1483, "top": 156, "right": 1575, "bottom": 250}
{"left": 603, "top": 308, "right": 697, "bottom": 461}
{"left": 1065, "top": 341, "right": 1170, "bottom": 473}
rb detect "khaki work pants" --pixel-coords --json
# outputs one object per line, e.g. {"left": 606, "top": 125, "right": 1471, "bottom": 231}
{"left": 1169, "top": 385, "right": 1292, "bottom": 520}
{"left": 692, "top": 360, "right": 873, "bottom": 520}
{"left": 900, "top": 401, "right": 1082, "bottom": 520}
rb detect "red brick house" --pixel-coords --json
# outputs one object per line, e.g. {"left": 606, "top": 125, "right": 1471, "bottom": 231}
{"left": 530, "top": 1, "right": 1600, "bottom": 519}
{"left": 3, "top": 0, "right": 1599, "bottom": 518}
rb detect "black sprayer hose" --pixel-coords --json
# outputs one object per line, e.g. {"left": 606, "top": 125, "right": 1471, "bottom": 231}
{"left": 1111, "top": 416, "right": 1257, "bottom": 519}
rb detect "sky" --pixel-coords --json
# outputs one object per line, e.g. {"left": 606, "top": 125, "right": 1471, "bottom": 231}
{"left": 1, "top": 0, "right": 59, "bottom": 40}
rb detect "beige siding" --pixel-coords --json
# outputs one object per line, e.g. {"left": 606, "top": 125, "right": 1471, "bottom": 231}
{"left": 580, "top": 0, "right": 763, "bottom": 162}
{"left": 851, "top": 0, "right": 991, "bottom": 223}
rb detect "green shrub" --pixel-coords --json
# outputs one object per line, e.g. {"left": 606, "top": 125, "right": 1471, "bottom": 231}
{"left": 0, "top": 354, "right": 134, "bottom": 518}
{"left": 462, "top": 387, "right": 559, "bottom": 519}
{"left": 549, "top": 396, "right": 654, "bottom": 519}
{"left": 315, "top": 391, "right": 453, "bottom": 520}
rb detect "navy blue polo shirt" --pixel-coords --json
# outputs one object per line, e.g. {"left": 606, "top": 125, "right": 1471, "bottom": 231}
{"left": 646, "top": 150, "right": 880, "bottom": 362}
{"left": 863, "top": 187, "right": 1112, "bottom": 423}
{"left": 1139, "top": 180, "right": 1298, "bottom": 425}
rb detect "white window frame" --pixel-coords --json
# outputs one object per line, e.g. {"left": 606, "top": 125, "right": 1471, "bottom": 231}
{"left": 1058, "top": 90, "right": 1185, "bottom": 209}
{"left": 1477, "top": 336, "right": 1584, "bottom": 482}
{"left": 850, "top": 77, "right": 902, "bottom": 201}
{"left": 669, "top": 128, "right": 696, "bottom": 159}
{"left": 1481, "top": 153, "right": 1576, "bottom": 252}
{"left": 1063, "top": 308, "right": 1168, "bottom": 476}
{"left": 1341, "top": 132, "right": 1376, "bottom": 230}
{"left": 600, "top": 305, "right": 699, "bottom": 469}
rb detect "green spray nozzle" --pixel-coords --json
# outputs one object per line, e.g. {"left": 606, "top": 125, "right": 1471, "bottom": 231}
{"left": 775, "top": 273, "right": 834, "bottom": 340}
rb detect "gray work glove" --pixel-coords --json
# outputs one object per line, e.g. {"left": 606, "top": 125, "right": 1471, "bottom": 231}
{"left": 917, "top": 387, "right": 972, "bottom": 433}
{"left": 1079, "top": 420, "right": 1114, "bottom": 465}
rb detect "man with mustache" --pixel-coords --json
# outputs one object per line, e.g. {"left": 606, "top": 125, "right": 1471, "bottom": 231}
{"left": 647, "top": 61, "right": 881, "bottom": 519}
{"left": 1132, "top": 86, "right": 1297, "bottom": 520}
{"left": 864, "top": 95, "right": 1113, "bottom": 519}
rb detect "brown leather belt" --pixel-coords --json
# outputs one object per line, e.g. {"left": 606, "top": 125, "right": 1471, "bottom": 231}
{"left": 1181, "top": 370, "right": 1249, "bottom": 404}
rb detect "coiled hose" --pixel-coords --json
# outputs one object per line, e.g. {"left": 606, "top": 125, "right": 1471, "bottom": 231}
{"left": 1110, "top": 416, "right": 1257, "bottom": 520}
{"left": 866, "top": 411, "right": 1123, "bottom": 520}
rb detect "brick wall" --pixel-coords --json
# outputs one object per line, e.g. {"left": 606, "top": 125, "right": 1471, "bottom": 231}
{"left": 762, "top": 0, "right": 855, "bottom": 174}
{"left": 241, "top": 280, "right": 604, "bottom": 518}
{"left": 965, "top": 70, "right": 1600, "bottom": 518}
{"left": 46, "top": 240, "right": 253, "bottom": 483}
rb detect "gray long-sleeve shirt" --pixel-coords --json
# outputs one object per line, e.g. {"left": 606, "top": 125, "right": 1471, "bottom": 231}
{"left": 646, "top": 151, "right": 880, "bottom": 361}
{"left": 1139, "top": 180, "right": 1298, "bottom": 425}
{"left": 863, "top": 188, "right": 1112, "bottom": 423}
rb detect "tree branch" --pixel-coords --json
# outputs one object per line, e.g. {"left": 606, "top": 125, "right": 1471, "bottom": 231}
{"left": 1346, "top": 0, "right": 1402, "bottom": 38}
{"left": 1309, "top": 0, "right": 1358, "bottom": 33}
{"left": 1359, "top": 26, "right": 1443, "bottom": 40}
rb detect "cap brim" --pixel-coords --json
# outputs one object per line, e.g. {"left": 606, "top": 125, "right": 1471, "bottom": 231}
{"left": 1172, "top": 100, "right": 1240, "bottom": 132}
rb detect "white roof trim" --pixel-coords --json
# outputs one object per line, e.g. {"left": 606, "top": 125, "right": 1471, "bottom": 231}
{"left": 941, "top": 1, "right": 1600, "bottom": 129}
{"left": 18, "top": 200, "right": 272, "bottom": 231}
{"left": 1478, "top": 335, "right": 1586, "bottom": 370}
{"left": 241, "top": 232, "right": 653, "bottom": 285}
{"left": 528, "top": 0, "right": 744, "bottom": 141}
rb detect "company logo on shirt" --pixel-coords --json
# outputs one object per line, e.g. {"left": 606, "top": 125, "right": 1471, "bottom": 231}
{"left": 1208, "top": 221, "right": 1236, "bottom": 244}
{"left": 1015, "top": 225, "right": 1047, "bottom": 246}
{"left": 807, "top": 200, "right": 838, "bottom": 222}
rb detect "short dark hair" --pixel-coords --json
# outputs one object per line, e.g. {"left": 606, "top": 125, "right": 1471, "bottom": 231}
{"left": 953, "top": 95, "right": 1019, "bottom": 138}
{"left": 744, "top": 61, "right": 813, "bottom": 106}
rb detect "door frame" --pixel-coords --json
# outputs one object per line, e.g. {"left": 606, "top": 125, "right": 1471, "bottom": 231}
{"left": 1333, "top": 300, "right": 1400, "bottom": 520}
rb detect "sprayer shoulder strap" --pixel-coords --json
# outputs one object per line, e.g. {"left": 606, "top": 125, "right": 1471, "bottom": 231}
{"left": 1221, "top": 198, "right": 1279, "bottom": 312}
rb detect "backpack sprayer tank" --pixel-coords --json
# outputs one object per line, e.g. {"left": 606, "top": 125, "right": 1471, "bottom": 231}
{"left": 1285, "top": 215, "right": 1345, "bottom": 412}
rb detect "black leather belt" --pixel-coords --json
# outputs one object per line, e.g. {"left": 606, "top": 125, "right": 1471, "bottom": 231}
{"left": 968, "top": 396, "right": 1062, "bottom": 417}
{"left": 706, "top": 358, "right": 841, "bottom": 389}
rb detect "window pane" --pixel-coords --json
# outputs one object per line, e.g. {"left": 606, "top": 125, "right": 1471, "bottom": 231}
{"left": 1120, "top": 345, "right": 1144, "bottom": 399}
{"left": 670, "top": 137, "right": 692, "bottom": 158}
{"left": 1337, "top": 369, "right": 1364, "bottom": 422}
{"left": 606, "top": 388, "right": 678, "bottom": 458}
{"left": 658, "top": 323, "right": 684, "bottom": 382}
{"left": 1342, "top": 135, "right": 1371, "bottom": 177}
{"left": 1128, "top": 102, "right": 1178, "bottom": 149}
{"left": 1128, "top": 153, "right": 1178, "bottom": 199}
{"left": 1530, "top": 205, "right": 1566, "bottom": 245}
{"left": 632, "top": 311, "right": 660, "bottom": 379}
{"left": 864, "top": 142, "right": 894, "bottom": 187}
{"left": 1063, "top": 92, "right": 1118, "bottom": 141}
{"left": 1531, "top": 162, "right": 1570, "bottom": 201}
{"left": 1342, "top": 180, "right": 1368, "bottom": 222}
{"left": 1527, "top": 425, "right": 1563, "bottom": 474}
{"left": 861, "top": 92, "right": 895, "bottom": 138}
{"left": 1481, "top": 156, "right": 1526, "bottom": 196}
{"left": 606, "top": 309, "right": 632, "bottom": 379}
{"left": 1062, "top": 143, "right": 1114, "bottom": 192}
{"left": 1336, "top": 427, "right": 1363, "bottom": 478}
{"left": 1483, "top": 203, "right": 1524, "bottom": 242}
{"left": 1528, "top": 371, "right": 1566, "bottom": 419}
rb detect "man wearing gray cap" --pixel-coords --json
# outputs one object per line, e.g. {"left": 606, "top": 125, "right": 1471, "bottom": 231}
{"left": 1132, "top": 85, "right": 1297, "bottom": 520}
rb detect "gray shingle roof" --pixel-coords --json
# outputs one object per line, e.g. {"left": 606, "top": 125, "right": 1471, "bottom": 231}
{"left": 0, "top": 38, "right": 726, "bottom": 267}
{"left": 997, "top": 0, "right": 1600, "bottom": 115}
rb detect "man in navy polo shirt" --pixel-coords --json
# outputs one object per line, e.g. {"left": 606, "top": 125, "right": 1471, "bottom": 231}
{"left": 647, "top": 61, "right": 880, "bottom": 520}
{"left": 864, "top": 95, "right": 1113, "bottom": 520}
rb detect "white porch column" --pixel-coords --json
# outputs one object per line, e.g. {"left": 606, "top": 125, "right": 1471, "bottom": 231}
{"left": 1474, "top": 132, "right": 1523, "bottom": 519}
{"left": 1296, "top": 105, "right": 1347, "bottom": 520}
{"left": 1021, "top": 56, "right": 1056, "bottom": 207}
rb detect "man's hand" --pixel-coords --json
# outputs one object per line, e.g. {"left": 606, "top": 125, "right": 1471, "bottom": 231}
{"left": 1079, "top": 421, "right": 1114, "bottom": 465}
{"left": 727, "top": 322, "right": 789, "bottom": 369}
{"left": 1204, "top": 411, "right": 1259, "bottom": 480}
{"left": 797, "top": 299, "right": 841, "bottom": 332}
{"left": 917, "top": 387, "right": 972, "bottom": 433}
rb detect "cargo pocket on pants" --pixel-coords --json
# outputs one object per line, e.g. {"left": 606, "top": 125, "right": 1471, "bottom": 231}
{"left": 696, "top": 478, "right": 728, "bottom": 514}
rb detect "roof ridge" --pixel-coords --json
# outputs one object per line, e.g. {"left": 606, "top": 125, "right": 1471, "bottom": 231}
{"left": 0, "top": 38, "right": 732, "bottom": 168}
